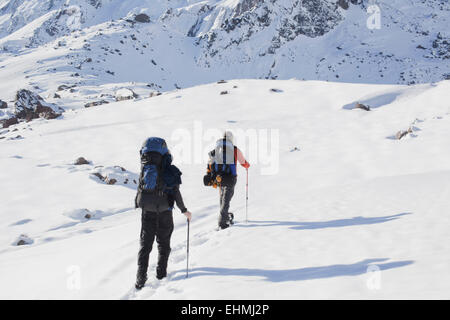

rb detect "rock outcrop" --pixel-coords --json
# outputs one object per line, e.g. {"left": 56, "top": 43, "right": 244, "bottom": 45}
{"left": 14, "top": 89, "right": 63, "bottom": 121}
{"left": 115, "top": 88, "right": 138, "bottom": 101}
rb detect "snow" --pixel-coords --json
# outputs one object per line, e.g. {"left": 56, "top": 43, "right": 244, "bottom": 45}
{"left": 0, "top": 0, "right": 448, "bottom": 100}
{"left": 1, "top": 79, "right": 450, "bottom": 299}
{"left": 0, "top": 0, "right": 449, "bottom": 301}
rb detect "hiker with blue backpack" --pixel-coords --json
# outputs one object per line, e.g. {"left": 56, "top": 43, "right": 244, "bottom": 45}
{"left": 134, "top": 137, "right": 192, "bottom": 290}
{"left": 204, "top": 131, "right": 250, "bottom": 230}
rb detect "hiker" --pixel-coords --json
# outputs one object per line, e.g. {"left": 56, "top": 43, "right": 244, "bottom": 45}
{"left": 204, "top": 131, "right": 250, "bottom": 230}
{"left": 134, "top": 137, "right": 192, "bottom": 290}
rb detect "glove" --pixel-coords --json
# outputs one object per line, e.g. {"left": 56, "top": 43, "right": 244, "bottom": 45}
{"left": 242, "top": 161, "right": 250, "bottom": 169}
{"left": 183, "top": 211, "right": 192, "bottom": 222}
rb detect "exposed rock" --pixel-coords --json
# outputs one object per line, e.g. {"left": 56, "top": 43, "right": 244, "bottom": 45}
{"left": 354, "top": 102, "right": 371, "bottom": 111}
{"left": 74, "top": 157, "right": 90, "bottom": 165}
{"left": 396, "top": 127, "right": 413, "bottom": 140}
{"left": 0, "top": 100, "right": 7, "bottom": 109}
{"left": 217, "top": 80, "right": 227, "bottom": 84}
{"left": 63, "top": 208, "right": 95, "bottom": 221}
{"left": 430, "top": 33, "right": 450, "bottom": 59}
{"left": 199, "top": 0, "right": 344, "bottom": 61}
{"left": 9, "top": 135, "right": 24, "bottom": 140}
{"left": 1, "top": 116, "right": 18, "bottom": 128}
{"left": 135, "top": 13, "right": 150, "bottom": 23}
{"left": 14, "top": 234, "right": 33, "bottom": 246}
{"left": 149, "top": 91, "right": 162, "bottom": 98}
{"left": 270, "top": 88, "right": 283, "bottom": 93}
{"left": 57, "top": 84, "right": 76, "bottom": 91}
{"left": 106, "top": 178, "right": 117, "bottom": 185}
{"left": 90, "top": 166, "right": 138, "bottom": 187}
{"left": 85, "top": 100, "right": 109, "bottom": 108}
{"left": 53, "top": 93, "right": 61, "bottom": 99}
{"left": 115, "top": 88, "right": 138, "bottom": 101}
{"left": 338, "top": 0, "right": 349, "bottom": 10}
{"left": 220, "top": 91, "right": 229, "bottom": 95}
{"left": 92, "top": 172, "right": 105, "bottom": 181}
{"left": 14, "top": 89, "right": 63, "bottom": 121}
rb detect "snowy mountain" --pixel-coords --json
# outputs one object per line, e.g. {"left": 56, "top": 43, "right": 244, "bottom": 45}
{"left": 1, "top": 79, "right": 450, "bottom": 299}
{"left": 0, "top": 0, "right": 449, "bottom": 107}
{"left": 1, "top": 0, "right": 450, "bottom": 300}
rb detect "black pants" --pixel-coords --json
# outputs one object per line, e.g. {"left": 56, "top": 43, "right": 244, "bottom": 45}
{"left": 219, "top": 177, "right": 237, "bottom": 226}
{"left": 137, "top": 210, "right": 174, "bottom": 277}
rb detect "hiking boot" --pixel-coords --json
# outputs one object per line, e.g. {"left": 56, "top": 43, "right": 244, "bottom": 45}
{"left": 228, "top": 213, "right": 234, "bottom": 225}
{"left": 156, "top": 266, "right": 167, "bottom": 280}
{"left": 135, "top": 274, "right": 147, "bottom": 290}
{"left": 218, "top": 222, "right": 230, "bottom": 230}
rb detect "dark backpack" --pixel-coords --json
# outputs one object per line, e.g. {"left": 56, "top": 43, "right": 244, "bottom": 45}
{"left": 204, "top": 139, "right": 237, "bottom": 187}
{"left": 135, "top": 137, "right": 171, "bottom": 212}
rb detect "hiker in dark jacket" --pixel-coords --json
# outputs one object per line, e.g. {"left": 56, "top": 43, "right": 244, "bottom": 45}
{"left": 134, "top": 137, "right": 191, "bottom": 290}
{"left": 204, "top": 131, "right": 250, "bottom": 229}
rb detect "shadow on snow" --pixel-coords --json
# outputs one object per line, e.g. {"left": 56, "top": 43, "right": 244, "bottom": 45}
{"left": 173, "top": 258, "right": 414, "bottom": 282}
{"left": 234, "top": 213, "right": 411, "bottom": 230}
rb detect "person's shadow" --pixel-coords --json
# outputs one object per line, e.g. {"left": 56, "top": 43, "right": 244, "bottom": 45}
{"left": 233, "top": 213, "right": 411, "bottom": 230}
{"left": 172, "top": 258, "right": 414, "bottom": 282}
{"left": 171, "top": 213, "right": 414, "bottom": 282}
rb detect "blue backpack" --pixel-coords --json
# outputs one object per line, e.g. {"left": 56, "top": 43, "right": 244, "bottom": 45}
{"left": 212, "top": 139, "right": 237, "bottom": 177}
{"left": 136, "top": 137, "right": 173, "bottom": 211}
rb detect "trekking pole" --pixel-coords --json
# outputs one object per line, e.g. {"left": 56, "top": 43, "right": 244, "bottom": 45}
{"left": 246, "top": 168, "right": 249, "bottom": 223}
{"left": 186, "top": 219, "right": 190, "bottom": 278}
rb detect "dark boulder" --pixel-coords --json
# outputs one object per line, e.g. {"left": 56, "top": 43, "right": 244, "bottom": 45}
{"left": 0, "top": 100, "right": 7, "bottom": 109}
{"left": 14, "top": 89, "right": 63, "bottom": 121}
{"left": 57, "top": 84, "right": 76, "bottom": 91}
{"left": 354, "top": 102, "right": 371, "bottom": 111}
{"left": 338, "top": 0, "right": 349, "bottom": 10}
{"left": 135, "top": 13, "right": 150, "bottom": 23}
{"left": 270, "top": 88, "right": 283, "bottom": 93}
{"left": 84, "top": 100, "right": 109, "bottom": 108}
{"left": 106, "top": 178, "right": 117, "bottom": 185}
{"left": 74, "top": 157, "right": 90, "bottom": 165}
{"left": 1, "top": 116, "right": 18, "bottom": 128}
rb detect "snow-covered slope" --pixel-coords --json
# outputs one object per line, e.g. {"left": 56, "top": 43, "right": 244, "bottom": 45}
{"left": 1, "top": 79, "right": 449, "bottom": 299}
{"left": 0, "top": 0, "right": 449, "bottom": 110}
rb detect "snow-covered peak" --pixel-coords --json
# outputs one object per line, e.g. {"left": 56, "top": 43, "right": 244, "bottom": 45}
{"left": 0, "top": 0, "right": 449, "bottom": 105}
